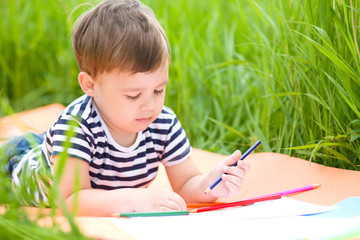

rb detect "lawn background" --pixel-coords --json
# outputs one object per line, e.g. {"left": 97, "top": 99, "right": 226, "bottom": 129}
{"left": 1, "top": 0, "right": 360, "bottom": 170}
{"left": 1, "top": 0, "right": 360, "bottom": 238}
{"left": 2, "top": 0, "right": 358, "bottom": 170}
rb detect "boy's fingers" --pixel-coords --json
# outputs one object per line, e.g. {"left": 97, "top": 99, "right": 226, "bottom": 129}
{"left": 237, "top": 161, "right": 250, "bottom": 172}
{"left": 225, "top": 180, "right": 240, "bottom": 195}
{"left": 223, "top": 166, "right": 246, "bottom": 179}
{"left": 223, "top": 175, "right": 242, "bottom": 189}
{"left": 159, "top": 206, "right": 179, "bottom": 212}
{"left": 223, "top": 150, "right": 242, "bottom": 166}
{"left": 168, "top": 194, "right": 186, "bottom": 211}
{"left": 160, "top": 202, "right": 181, "bottom": 211}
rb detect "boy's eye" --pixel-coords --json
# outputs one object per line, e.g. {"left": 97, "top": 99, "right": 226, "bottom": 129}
{"left": 154, "top": 89, "right": 164, "bottom": 95}
{"left": 126, "top": 93, "right": 140, "bottom": 100}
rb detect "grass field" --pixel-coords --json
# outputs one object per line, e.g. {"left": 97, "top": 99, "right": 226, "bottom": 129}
{"left": 2, "top": 0, "right": 359, "bottom": 169}
{"left": 0, "top": 0, "right": 360, "bottom": 236}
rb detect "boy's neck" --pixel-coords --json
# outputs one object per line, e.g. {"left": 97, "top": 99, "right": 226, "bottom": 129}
{"left": 108, "top": 128, "right": 138, "bottom": 148}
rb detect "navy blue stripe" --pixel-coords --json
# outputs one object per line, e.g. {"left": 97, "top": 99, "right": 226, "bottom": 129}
{"left": 153, "top": 118, "right": 172, "bottom": 124}
{"left": 95, "top": 141, "right": 105, "bottom": 148}
{"left": 72, "top": 142, "right": 92, "bottom": 156}
{"left": 45, "top": 135, "right": 52, "bottom": 146}
{"left": 167, "top": 145, "right": 191, "bottom": 163}
{"left": 74, "top": 131, "right": 88, "bottom": 141}
{"left": 66, "top": 105, "right": 75, "bottom": 115}
{"left": 148, "top": 128, "right": 168, "bottom": 135}
{"left": 93, "top": 150, "right": 146, "bottom": 163}
{"left": 52, "top": 151, "right": 90, "bottom": 163}
{"left": 57, "top": 118, "right": 73, "bottom": 125}
{"left": 79, "top": 96, "right": 89, "bottom": 113}
{"left": 91, "top": 178, "right": 153, "bottom": 190}
{"left": 145, "top": 136, "right": 166, "bottom": 146}
{"left": 52, "top": 129, "right": 74, "bottom": 138}
{"left": 52, "top": 126, "right": 96, "bottom": 150}
{"left": 161, "top": 108, "right": 173, "bottom": 114}
{"left": 138, "top": 139, "right": 146, "bottom": 146}
{"left": 63, "top": 95, "right": 89, "bottom": 118}
{"left": 83, "top": 133, "right": 95, "bottom": 150}
{"left": 89, "top": 166, "right": 158, "bottom": 182}
{"left": 161, "top": 136, "right": 188, "bottom": 160}
{"left": 92, "top": 150, "right": 157, "bottom": 166}
{"left": 145, "top": 147, "right": 156, "bottom": 154}
{"left": 169, "top": 123, "right": 182, "bottom": 143}
{"left": 90, "top": 157, "right": 159, "bottom": 172}
{"left": 88, "top": 121, "right": 100, "bottom": 129}
{"left": 91, "top": 131, "right": 105, "bottom": 141}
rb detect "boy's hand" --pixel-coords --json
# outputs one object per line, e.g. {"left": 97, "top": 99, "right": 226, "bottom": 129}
{"left": 133, "top": 188, "right": 186, "bottom": 212}
{"left": 205, "top": 150, "right": 250, "bottom": 198}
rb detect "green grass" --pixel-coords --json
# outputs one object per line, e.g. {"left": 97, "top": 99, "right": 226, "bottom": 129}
{"left": 151, "top": 0, "right": 360, "bottom": 170}
{"left": 1, "top": 0, "right": 359, "bottom": 169}
{"left": 0, "top": 0, "right": 360, "bottom": 236}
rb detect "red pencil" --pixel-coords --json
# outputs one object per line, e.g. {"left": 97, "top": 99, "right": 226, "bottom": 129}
{"left": 186, "top": 202, "right": 226, "bottom": 209}
{"left": 190, "top": 193, "right": 282, "bottom": 213}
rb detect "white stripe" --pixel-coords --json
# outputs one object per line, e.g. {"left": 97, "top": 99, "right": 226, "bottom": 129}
{"left": 12, "top": 147, "right": 40, "bottom": 186}
{"left": 91, "top": 171, "right": 157, "bottom": 188}
{"left": 166, "top": 119, "right": 182, "bottom": 139}
{"left": 91, "top": 151, "right": 158, "bottom": 169}
{"left": 161, "top": 141, "right": 190, "bottom": 164}
{"left": 163, "top": 129, "right": 187, "bottom": 153}
{"left": 53, "top": 123, "right": 83, "bottom": 133}
{"left": 52, "top": 146, "right": 90, "bottom": 161}
{"left": 151, "top": 122, "right": 171, "bottom": 130}
{"left": 52, "top": 134, "right": 90, "bottom": 148}
{"left": 89, "top": 161, "right": 159, "bottom": 177}
{"left": 71, "top": 102, "right": 81, "bottom": 115}
{"left": 80, "top": 99, "right": 92, "bottom": 119}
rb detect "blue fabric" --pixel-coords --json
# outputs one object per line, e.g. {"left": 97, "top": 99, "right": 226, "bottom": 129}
{"left": 2, "top": 132, "right": 44, "bottom": 174}
{"left": 1, "top": 132, "right": 52, "bottom": 206}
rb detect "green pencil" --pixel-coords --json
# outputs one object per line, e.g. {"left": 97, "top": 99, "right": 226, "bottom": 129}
{"left": 112, "top": 211, "right": 190, "bottom": 218}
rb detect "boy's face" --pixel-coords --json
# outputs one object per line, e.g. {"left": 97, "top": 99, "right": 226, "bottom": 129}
{"left": 91, "top": 61, "right": 169, "bottom": 142}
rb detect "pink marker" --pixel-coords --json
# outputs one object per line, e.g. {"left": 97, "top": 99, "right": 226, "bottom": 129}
{"left": 259, "top": 184, "right": 321, "bottom": 198}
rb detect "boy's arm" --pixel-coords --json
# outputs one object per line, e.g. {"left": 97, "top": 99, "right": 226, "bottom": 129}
{"left": 53, "top": 156, "right": 186, "bottom": 217}
{"left": 165, "top": 151, "right": 249, "bottom": 203}
{"left": 164, "top": 156, "right": 216, "bottom": 202}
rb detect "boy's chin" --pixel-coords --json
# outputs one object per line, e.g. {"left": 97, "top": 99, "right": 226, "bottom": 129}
{"left": 133, "top": 124, "right": 151, "bottom": 133}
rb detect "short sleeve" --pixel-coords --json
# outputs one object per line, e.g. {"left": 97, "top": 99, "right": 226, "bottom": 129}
{"left": 47, "top": 115, "right": 94, "bottom": 164}
{"left": 160, "top": 116, "right": 191, "bottom": 166}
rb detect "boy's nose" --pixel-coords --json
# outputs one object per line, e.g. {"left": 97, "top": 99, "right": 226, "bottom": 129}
{"left": 140, "top": 96, "right": 156, "bottom": 112}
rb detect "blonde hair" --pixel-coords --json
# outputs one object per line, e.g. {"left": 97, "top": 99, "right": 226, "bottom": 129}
{"left": 72, "top": 0, "right": 170, "bottom": 77}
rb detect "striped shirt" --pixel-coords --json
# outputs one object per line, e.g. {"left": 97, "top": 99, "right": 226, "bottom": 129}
{"left": 41, "top": 95, "right": 191, "bottom": 190}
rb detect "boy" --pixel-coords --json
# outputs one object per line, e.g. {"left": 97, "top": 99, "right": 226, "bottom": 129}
{"left": 6, "top": 0, "right": 249, "bottom": 217}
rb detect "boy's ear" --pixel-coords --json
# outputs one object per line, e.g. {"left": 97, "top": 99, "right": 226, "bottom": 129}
{"left": 78, "top": 72, "right": 96, "bottom": 96}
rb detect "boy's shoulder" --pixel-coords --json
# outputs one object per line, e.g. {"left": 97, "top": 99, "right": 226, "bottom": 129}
{"left": 55, "top": 95, "right": 95, "bottom": 126}
{"left": 161, "top": 105, "right": 175, "bottom": 115}
{"left": 150, "top": 105, "right": 180, "bottom": 129}
{"left": 156, "top": 105, "right": 178, "bottom": 121}
{"left": 61, "top": 95, "right": 92, "bottom": 117}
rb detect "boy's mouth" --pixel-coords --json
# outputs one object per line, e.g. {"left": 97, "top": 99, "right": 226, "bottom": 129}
{"left": 136, "top": 117, "right": 152, "bottom": 123}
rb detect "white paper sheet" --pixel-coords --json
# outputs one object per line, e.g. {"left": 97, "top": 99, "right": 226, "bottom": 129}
{"left": 190, "top": 197, "right": 337, "bottom": 219}
{"left": 109, "top": 197, "right": 354, "bottom": 240}
{"left": 110, "top": 216, "right": 360, "bottom": 240}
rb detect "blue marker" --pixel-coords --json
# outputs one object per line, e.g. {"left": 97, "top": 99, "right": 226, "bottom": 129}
{"left": 204, "top": 140, "right": 261, "bottom": 194}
